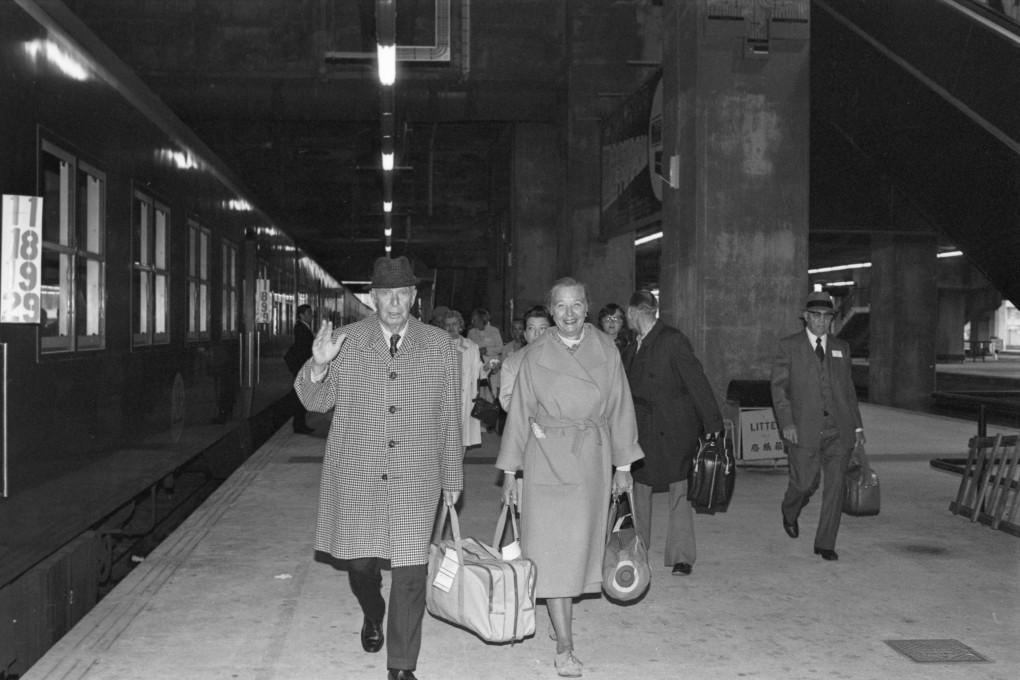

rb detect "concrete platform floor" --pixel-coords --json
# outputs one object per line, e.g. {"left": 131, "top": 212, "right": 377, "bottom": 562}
{"left": 25, "top": 404, "right": 1019, "bottom": 680}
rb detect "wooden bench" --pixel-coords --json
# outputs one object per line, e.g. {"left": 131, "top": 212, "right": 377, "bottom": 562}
{"left": 949, "top": 434, "right": 1020, "bottom": 537}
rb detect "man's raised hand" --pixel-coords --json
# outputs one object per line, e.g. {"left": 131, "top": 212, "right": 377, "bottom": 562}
{"left": 312, "top": 321, "right": 346, "bottom": 370}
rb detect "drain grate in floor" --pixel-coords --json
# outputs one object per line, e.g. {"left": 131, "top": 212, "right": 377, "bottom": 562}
{"left": 884, "top": 639, "right": 989, "bottom": 663}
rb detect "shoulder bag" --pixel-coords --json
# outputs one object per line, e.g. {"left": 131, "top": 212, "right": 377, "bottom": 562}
{"left": 470, "top": 377, "right": 500, "bottom": 429}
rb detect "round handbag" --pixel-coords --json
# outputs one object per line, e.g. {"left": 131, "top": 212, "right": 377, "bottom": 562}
{"left": 602, "top": 492, "right": 651, "bottom": 602}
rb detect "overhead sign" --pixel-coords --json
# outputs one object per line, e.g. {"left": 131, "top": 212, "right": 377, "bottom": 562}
{"left": 600, "top": 70, "right": 663, "bottom": 239}
{"left": 256, "top": 279, "right": 271, "bottom": 324}
{"left": 1, "top": 195, "right": 43, "bottom": 324}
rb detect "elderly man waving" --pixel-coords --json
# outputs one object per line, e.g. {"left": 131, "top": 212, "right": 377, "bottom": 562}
{"left": 295, "top": 255, "right": 462, "bottom": 680}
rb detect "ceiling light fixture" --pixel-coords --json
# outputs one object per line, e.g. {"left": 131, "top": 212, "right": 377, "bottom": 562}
{"left": 808, "top": 262, "right": 871, "bottom": 274}
{"left": 377, "top": 44, "right": 396, "bottom": 85}
{"left": 635, "top": 231, "right": 663, "bottom": 246}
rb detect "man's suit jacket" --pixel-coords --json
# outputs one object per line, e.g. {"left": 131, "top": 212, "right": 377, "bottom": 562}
{"left": 770, "top": 331, "right": 862, "bottom": 451}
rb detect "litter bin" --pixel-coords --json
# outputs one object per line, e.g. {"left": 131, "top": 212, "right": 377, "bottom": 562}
{"left": 725, "top": 380, "right": 785, "bottom": 462}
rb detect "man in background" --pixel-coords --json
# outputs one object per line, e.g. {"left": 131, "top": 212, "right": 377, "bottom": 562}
{"left": 771, "top": 291, "right": 865, "bottom": 562}
{"left": 623, "top": 290, "right": 723, "bottom": 577}
{"left": 284, "top": 304, "right": 315, "bottom": 434}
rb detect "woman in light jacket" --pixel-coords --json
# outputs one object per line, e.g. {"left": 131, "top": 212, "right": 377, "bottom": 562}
{"left": 445, "top": 310, "right": 485, "bottom": 448}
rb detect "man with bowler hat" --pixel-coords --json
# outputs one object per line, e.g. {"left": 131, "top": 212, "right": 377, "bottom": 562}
{"left": 771, "top": 291, "right": 865, "bottom": 561}
{"left": 295, "top": 255, "right": 463, "bottom": 680}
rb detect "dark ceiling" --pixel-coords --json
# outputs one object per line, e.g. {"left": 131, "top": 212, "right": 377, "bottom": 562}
{"left": 68, "top": 0, "right": 563, "bottom": 284}
{"left": 65, "top": 0, "right": 1020, "bottom": 303}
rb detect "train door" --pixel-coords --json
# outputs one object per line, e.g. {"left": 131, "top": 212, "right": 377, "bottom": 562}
{"left": 236, "top": 235, "right": 258, "bottom": 419}
{"left": 1, "top": 341, "right": 6, "bottom": 497}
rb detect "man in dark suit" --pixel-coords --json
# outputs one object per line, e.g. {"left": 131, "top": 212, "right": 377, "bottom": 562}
{"left": 286, "top": 304, "right": 316, "bottom": 434}
{"left": 623, "top": 290, "right": 723, "bottom": 576}
{"left": 771, "top": 291, "right": 865, "bottom": 561}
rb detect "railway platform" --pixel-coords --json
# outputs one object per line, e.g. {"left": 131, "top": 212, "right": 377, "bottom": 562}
{"left": 24, "top": 404, "right": 1020, "bottom": 680}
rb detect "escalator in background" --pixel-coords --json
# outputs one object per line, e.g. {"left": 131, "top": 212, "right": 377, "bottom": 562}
{"left": 811, "top": 0, "right": 1020, "bottom": 306}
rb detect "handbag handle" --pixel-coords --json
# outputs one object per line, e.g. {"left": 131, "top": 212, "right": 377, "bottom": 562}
{"left": 606, "top": 490, "right": 638, "bottom": 543}
{"left": 492, "top": 501, "right": 520, "bottom": 548}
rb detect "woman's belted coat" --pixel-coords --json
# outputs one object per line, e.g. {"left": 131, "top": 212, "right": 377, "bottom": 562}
{"left": 496, "top": 325, "right": 643, "bottom": 597}
{"left": 295, "top": 317, "right": 463, "bottom": 567}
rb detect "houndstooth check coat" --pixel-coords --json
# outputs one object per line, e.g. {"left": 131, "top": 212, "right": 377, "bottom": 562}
{"left": 295, "top": 316, "right": 463, "bottom": 567}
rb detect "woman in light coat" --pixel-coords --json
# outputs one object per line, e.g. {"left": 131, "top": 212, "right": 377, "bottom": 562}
{"left": 496, "top": 278, "right": 643, "bottom": 678}
{"left": 445, "top": 310, "right": 485, "bottom": 448}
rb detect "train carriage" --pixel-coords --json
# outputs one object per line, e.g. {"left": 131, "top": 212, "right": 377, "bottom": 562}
{"left": 0, "top": 2, "right": 370, "bottom": 672}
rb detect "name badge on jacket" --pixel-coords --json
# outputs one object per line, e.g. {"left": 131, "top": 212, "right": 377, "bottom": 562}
{"left": 832, "top": 350, "right": 843, "bottom": 358}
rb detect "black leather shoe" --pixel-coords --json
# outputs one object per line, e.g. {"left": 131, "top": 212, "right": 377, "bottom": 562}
{"left": 293, "top": 426, "right": 314, "bottom": 434}
{"left": 672, "top": 562, "right": 692, "bottom": 575}
{"left": 782, "top": 516, "right": 799, "bottom": 539}
{"left": 361, "top": 618, "right": 384, "bottom": 653}
{"left": 814, "top": 547, "right": 839, "bottom": 561}
{"left": 387, "top": 670, "right": 418, "bottom": 680}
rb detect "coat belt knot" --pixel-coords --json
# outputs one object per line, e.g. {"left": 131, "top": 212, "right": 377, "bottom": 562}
{"left": 534, "top": 415, "right": 607, "bottom": 457}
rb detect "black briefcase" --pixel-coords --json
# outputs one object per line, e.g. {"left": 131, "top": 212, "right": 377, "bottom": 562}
{"left": 688, "top": 435, "right": 736, "bottom": 512}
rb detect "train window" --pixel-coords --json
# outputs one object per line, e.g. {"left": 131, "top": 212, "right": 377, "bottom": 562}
{"left": 39, "top": 141, "right": 106, "bottom": 354}
{"left": 187, "top": 219, "right": 211, "bottom": 342}
{"left": 221, "top": 239, "right": 238, "bottom": 338}
{"left": 132, "top": 190, "right": 170, "bottom": 346}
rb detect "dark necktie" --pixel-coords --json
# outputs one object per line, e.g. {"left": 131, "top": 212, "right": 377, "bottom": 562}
{"left": 390, "top": 333, "right": 400, "bottom": 358}
{"left": 815, "top": 337, "right": 824, "bottom": 362}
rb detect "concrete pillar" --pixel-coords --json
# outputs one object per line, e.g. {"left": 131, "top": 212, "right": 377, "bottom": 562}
{"left": 660, "top": 0, "right": 810, "bottom": 403}
{"left": 869, "top": 234, "right": 938, "bottom": 408}
{"left": 936, "top": 289, "right": 966, "bottom": 362}
{"left": 561, "top": 1, "right": 657, "bottom": 313}
{"left": 512, "top": 123, "right": 563, "bottom": 316}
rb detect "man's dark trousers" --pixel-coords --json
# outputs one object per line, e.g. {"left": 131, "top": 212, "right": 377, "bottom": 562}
{"left": 348, "top": 557, "right": 427, "bottom": 671}
{"left": 782, "top": 427, "right": 852, "bottom": 551}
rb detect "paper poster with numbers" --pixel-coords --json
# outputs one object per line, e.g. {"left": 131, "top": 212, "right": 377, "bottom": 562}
{"left": 1, "top": 194, "right": 44, "bottom": 324}
{"left": 256, "top": 278, "right": 271, "bottom": 324}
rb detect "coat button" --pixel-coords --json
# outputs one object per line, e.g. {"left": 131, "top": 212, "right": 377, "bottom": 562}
{"left": 389, "top": 405, "right": 396, "bottom": 413}
{"left": 381, "top": 474, "right": 388, "bottom": 480}
{"left": 389, "top": 371, "right": 397, "bottom": 379}
{"left": 388, "top": 440, "right": 396, "bottom": 448}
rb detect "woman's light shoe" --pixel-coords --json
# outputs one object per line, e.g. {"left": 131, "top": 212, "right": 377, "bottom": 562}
{"left": 555, "top": 650, "right": 583, "bottom": 677}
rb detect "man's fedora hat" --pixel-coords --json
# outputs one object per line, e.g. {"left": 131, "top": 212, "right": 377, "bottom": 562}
{"left": 804, "top": 291, "right": 836, "bottom": 313}
{"left": 371, "top": 255, "right": 417, "bottom": 289}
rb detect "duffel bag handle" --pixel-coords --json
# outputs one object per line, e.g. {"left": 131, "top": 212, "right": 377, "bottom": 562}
{"left": 433, "top": 498, "right": 467, "bottom": 568}
{"left": 492, "top": 501, "right": 521, "bottom": 548}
